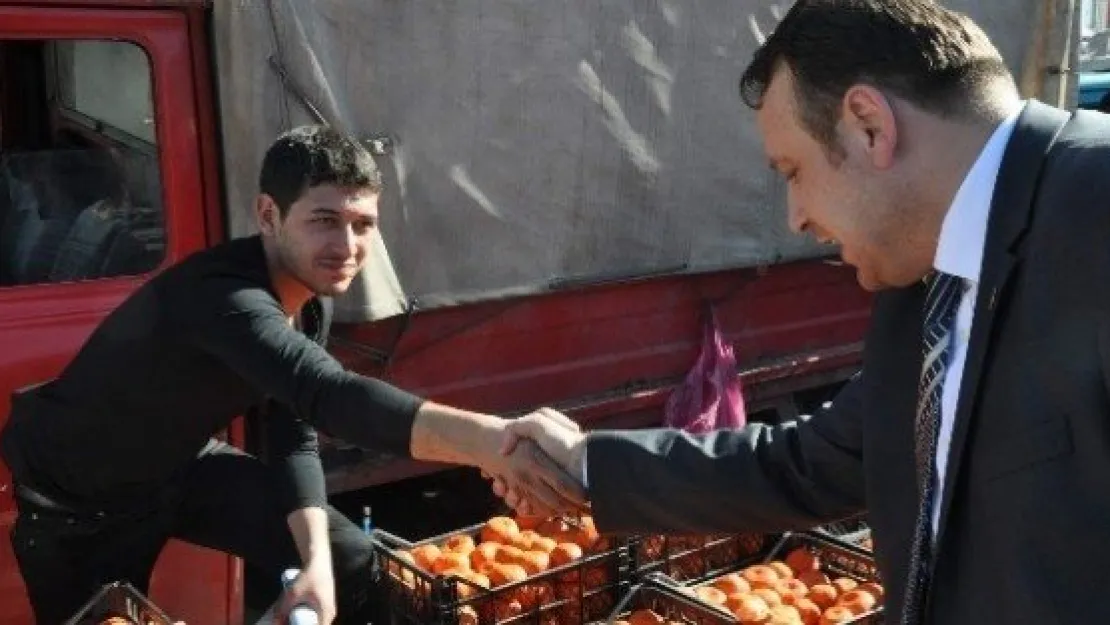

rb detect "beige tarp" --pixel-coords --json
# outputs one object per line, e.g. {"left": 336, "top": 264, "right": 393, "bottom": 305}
{"left": 212, "top": 0, "right": 1078, "bottom": 322}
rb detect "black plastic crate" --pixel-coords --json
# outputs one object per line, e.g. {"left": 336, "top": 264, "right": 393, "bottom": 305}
{"left": 684, "top": 531, "right": 884, "bottom": 625}
{"left": 626, "top": 532, "right": 770, "bottom": 584}
{"left": 593, "top": 574, "right": 736, "bottom": 624}
{"left": 374, "top": 521, "right": 631, "bottom": 625}
{"left": 65, "top": 582, "right": 175, "bottom": 625}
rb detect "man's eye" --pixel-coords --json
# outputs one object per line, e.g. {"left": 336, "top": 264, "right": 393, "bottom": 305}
{"left": 314, "top": 216, "right": 338, "bottom": 225}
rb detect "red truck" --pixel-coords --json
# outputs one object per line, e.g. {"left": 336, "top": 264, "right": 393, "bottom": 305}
{"left": 20, "top": 0, "right": 1069, "bottom": 621}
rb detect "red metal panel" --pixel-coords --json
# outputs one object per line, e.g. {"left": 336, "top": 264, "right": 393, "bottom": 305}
{"left": 187, "top": 6, "right": 228, "bottom": 252}
{"left": 181, "top": 5, "right": 247, "bottom": 620}
{"left": 334, "top": 260, "right": 871, "bottom": 414}
{"left": 326, "top": 259, "right": 873, "bottom": 490}
{"left": 0, "top": 6, "right": 229, "bottom": 625}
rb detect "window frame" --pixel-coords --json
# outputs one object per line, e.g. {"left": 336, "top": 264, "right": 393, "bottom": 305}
{"left": 48, "top": 38, "right": 160, "bottom": 151}
{"left": 0, "top": 7, "right": 207, "bottom": 303}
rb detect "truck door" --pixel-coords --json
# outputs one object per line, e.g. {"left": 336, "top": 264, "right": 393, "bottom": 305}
{"left": 0, "top": 7, "right": 233, "bottom": 625}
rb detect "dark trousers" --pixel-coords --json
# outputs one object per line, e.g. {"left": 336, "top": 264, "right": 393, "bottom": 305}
{"left": 9, "top": 441, "right": 388, "bottom": 625}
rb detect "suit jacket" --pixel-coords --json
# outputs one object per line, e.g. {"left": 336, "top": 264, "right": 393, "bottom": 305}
{"left": 587, "top": 99, "right": 1110, "bottom": 624}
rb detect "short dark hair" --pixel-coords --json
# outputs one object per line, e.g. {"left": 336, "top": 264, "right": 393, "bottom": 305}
{"left": 258, "top": 125, "right": 381, "bottom": 216}
{"left": 740, "top": 0, "right": 1015, "bottom": 150}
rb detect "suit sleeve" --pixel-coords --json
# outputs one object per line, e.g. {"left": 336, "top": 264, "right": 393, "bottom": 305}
{"left": 265, "top": 400, "right": 328, "bottom": 515}
{"left": 192, "top": 276, "right": 424, "bottom": 455}
{"left": 587, "top": 374, "right": 867, "bottom": 535}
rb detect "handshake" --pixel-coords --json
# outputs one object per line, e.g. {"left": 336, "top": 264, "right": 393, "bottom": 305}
{"left": 480, "top": 408, "right": 592, "bottom": 518}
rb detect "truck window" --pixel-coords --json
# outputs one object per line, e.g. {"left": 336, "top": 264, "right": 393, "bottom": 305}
{"left": 0, "top": 39, "right": 164, "bottom": 288}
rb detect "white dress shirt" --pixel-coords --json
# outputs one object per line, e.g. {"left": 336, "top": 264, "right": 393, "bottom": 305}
{"left": 580, "top": 103, "right": 1028, "bottom": 523}
{"left": 928, "top": 101, "right": 1025, "bottom": 535}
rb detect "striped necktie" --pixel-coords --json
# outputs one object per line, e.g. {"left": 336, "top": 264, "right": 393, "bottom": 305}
{"left": 901, "top": 271, "right": 963, "bottom": 625}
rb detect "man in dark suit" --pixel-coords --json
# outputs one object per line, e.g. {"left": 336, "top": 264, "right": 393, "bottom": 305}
{"left": 494, "top": 1, "right": 1110, "bottom": 623}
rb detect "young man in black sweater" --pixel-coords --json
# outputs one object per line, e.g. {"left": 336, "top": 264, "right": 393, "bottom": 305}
{"left": 0, "top": 126, "right": 583, "bottom": 625}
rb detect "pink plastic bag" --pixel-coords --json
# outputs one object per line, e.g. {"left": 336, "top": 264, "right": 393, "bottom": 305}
{"left": 663, "top": 308, "right": 747, "bottom": 433}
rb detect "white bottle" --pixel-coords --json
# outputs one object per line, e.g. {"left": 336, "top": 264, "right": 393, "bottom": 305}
{"left": 280, "top": 568, "right": 320, "bottom": 625}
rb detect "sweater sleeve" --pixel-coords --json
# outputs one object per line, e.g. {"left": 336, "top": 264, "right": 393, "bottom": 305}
{"left": 193, "top": 277, "right": 424, "bottom": 455}
{"left": 264, "top": 400, "right": 328, "bottom": 514}
{"left": 586, "top": 373, "right": 867, "bottom": 535}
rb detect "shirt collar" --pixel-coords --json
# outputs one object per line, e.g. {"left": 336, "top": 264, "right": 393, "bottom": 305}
{"left": 933, "top": 101, "right": 1026, "bottom": 284}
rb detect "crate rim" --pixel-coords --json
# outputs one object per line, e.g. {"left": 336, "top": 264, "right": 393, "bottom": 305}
{"left": 625, "top": 531, "right": 774, "bottom": 586}
{"left": 63, "top": 580, "right": 175, "bottom": 625}
{"left": 764, "top": 529, "right": 879, "bottom": 571}
{"left": 602, "top": 573, "right": 738, "bottom": 624}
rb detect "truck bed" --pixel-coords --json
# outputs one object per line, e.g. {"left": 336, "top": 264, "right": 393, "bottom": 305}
{"left": 320, "top": 257, "right": 871, "bottom": 493}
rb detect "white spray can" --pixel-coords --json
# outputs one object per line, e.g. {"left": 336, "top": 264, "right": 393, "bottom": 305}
{"left": 280, "top": 568, "right": 320, "bottom": 625}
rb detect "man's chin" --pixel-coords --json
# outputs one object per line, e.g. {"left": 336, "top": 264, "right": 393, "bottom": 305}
{"left": 312, "top": 279, "right": 355, "bottom": 297}
{"left": 854, "top": 267, "right": 889, "bottom": 292}
{"left": 856, "top": 280, "right": 884, "bottom": 292}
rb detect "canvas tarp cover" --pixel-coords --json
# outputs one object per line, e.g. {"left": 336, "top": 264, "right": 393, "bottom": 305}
{"left": 212, "top": 0, "right": 1074, "bottom": 322}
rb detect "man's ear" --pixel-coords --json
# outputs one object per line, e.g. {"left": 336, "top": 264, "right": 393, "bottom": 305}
{"left": 841, "top": 85, "right": 897, "bottom": 170}
{"left": 255, "top": 194, "right": 281, "bottom": 236}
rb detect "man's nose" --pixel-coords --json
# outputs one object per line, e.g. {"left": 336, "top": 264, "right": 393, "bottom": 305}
{"left": 787, "top": 201, "right": 808, "bottom": 235}
{"left": 337, "top": 225, "right": 359, "bottom": 257}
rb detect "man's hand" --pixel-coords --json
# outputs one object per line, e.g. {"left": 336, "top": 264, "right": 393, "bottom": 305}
{"left": 281, "top": 507, "right": 335, "bottom": 624}
{"left": 481, "top": 434, "right": 589, "bottom": 517}
{"left": 273, "top": 558, "right": 336, "bottom": 625}
{"left": 409, "top": 402, "right": 588, "bottom": 516}
{"left": 487, "top": 408, "right": 588, "bottom": 515}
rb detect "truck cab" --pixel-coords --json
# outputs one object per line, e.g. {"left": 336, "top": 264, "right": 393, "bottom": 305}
{"left": 0, "top": 3, "right": 234, "bottom": 622}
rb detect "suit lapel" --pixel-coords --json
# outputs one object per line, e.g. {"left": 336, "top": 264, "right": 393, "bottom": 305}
{"left": 932, "top": 100, "right": 1071, "bottom": 553}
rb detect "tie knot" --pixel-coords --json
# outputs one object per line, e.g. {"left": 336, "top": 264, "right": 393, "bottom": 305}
{"left": 925, "top": 270, "right": 959, "bottom": 288}
{"left": 924, "top": 271, "right": 962, "bottom": 330}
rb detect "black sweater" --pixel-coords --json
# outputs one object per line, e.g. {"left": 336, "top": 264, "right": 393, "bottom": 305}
{"left": 1, "top": 235, "right": 423, "bottom": 514}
